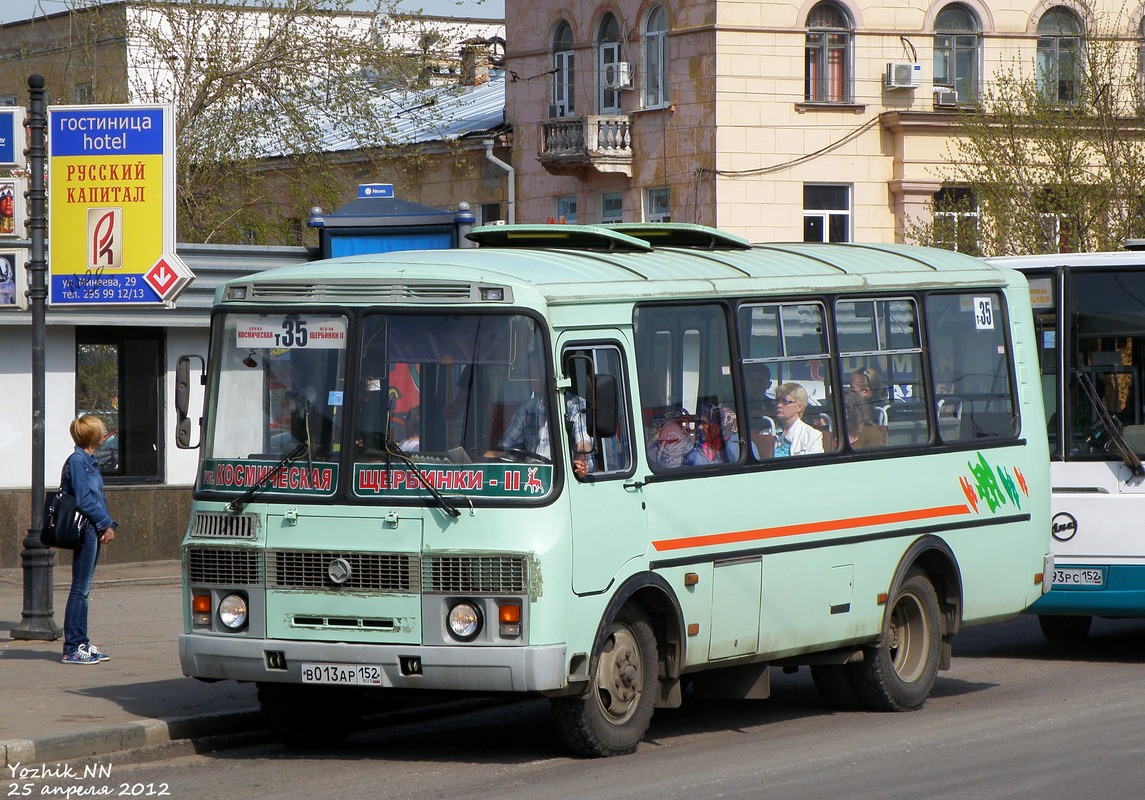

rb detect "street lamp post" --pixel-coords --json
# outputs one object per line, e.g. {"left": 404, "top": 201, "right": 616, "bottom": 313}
{"left": 12, "top": 74, "right": 59, "bottom": 641}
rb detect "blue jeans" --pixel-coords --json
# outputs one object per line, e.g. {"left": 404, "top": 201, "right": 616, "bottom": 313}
{"left": 63, "top": 525, "right": 101, "bottom": 655}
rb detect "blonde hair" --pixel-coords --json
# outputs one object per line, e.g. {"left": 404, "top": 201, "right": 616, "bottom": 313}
{"left": 776, "top": 382, "right": 809, "bottom": 407}
{"left": 70, "top": 414, "right": 106, "bottom": 450}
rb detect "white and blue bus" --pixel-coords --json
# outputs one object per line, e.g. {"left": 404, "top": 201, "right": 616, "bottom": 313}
{"left": 178, "top": 224, "right": 1051, "bottom": 756}
{"left": 989, "top": 249, "right": 1145, "bottom": 641}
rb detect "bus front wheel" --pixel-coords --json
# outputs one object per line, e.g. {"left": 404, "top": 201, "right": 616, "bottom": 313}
{"left": 851, "top": 572, "right": 941, "bottom": 711}
{"left": 551, "top": 606, "right": 658, "bottom": 757}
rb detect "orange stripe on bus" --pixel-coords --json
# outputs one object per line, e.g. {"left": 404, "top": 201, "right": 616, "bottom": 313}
{"left": 651, "top": 503, "right": 972, "bottom": 552}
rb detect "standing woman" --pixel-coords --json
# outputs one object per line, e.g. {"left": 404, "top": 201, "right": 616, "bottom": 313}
{"left": 61, "top": 414, "right": 119, "bottom": 665}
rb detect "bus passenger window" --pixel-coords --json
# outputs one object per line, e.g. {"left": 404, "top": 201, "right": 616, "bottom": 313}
{"left": 563, "top": 345, "right": 633, "bottom": 477}
{"left": 634, "top": 305, "right": 737, "bottom": 471}
{"left": 925, "top": 292, "right": 1017, "bottom": 442}
{"left": 739, "top": 302, "right": 836, "bottom": 459}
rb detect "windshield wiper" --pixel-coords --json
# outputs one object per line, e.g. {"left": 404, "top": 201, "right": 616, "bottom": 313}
{"left": 384, "top": 438, "right": 463, "bottom": 518}
{"left": 227, "top": 442, "right": 307, "bottom": 513}
{"left": 1076, "top": 370, "right": 1145, "bottom": 478}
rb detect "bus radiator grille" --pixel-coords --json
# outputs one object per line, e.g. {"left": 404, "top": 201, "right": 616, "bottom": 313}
{"left": 186, "top": 546, "right": 263, "bottom": 586}
{"left": 265, "top": 550, "right": 419, "bottom": 592}
{"left": 422, "top": 555, "right": 529, "bottom": 595}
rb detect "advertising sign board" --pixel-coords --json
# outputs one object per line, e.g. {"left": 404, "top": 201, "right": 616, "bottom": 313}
{"left": 48, "top": 104, "right": 193, "bottom": 305}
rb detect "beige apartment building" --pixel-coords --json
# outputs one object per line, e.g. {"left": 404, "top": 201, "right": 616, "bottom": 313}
{"left": 503, "top": 0, "right": 1134, "bottom": 244}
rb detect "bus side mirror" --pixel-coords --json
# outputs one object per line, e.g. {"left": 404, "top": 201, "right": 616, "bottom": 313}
{"left": 176, "top": 355, "right": 205, "bottom": 449}
{"left": 588, "top": 373, "right": 618, "bottom": 438}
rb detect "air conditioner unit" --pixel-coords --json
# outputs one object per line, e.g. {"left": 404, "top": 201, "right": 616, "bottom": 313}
{"left": 885, "top": 61, "right": 923, "bottom": 90}
{"left": 603, "top": 62, "right": 634, "bottom": 90}
{"left": 547, "top": 103, "right": 566, "bottom": 118}
{"left": 933, "top": 87, "right": 959, "bottom": 107}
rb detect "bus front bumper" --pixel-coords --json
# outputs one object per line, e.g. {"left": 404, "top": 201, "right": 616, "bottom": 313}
{"left": 179, "top": 634, "right": 568, "bottom": 693}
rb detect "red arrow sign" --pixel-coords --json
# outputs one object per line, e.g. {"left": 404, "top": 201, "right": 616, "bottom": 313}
{"left": 144, "top": 257, "right": 179, "bottom": 298}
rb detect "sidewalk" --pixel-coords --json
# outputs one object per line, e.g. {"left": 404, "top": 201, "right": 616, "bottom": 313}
{"left": 0, "top": 559, "right": 261, "bottom": 768}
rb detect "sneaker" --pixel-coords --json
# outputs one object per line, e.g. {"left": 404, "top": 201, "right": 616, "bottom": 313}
{"left": 61, "top": 650, "right": 100, "bottom": 665}
{"left": 81, "top": 644, "right": 110, "bottom": 662}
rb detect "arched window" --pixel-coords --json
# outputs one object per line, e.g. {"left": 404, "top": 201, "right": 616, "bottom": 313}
{"left": 598, "top": 13, "right": 622, "bottom": 114}
{"left": 1037, "top": 7, "right": 1083, "bottom": 104}
{"left": 644, "top": 6, "right": 669, "bottom": 108}
{"left": 934, "top": 4, "right": 980, "bottom": 105}
{"left": 552, "top": 22, "right": 575, "bottom": 117}
{"left": 805, "top": 2, "right": 853, "bottom": 103}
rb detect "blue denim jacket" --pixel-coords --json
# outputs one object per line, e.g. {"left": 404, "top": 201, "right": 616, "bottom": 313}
{"left": 63, "top": 446, "right": 116, "bottom": 532}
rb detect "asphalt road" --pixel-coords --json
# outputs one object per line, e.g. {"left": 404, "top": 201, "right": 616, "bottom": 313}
{"left": 12, "top": 613, "right": 1145, "bottom": 800}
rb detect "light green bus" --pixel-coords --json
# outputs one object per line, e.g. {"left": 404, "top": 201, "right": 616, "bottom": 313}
{"left": 178, "top": 224, "right": 1051, "bottom": 757}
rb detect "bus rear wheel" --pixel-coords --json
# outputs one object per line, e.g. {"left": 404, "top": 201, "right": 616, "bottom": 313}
{"left": 1038, "top": 614, "right": 1092, "bottom": 642}
{"left": 551, "top": 606, "right": 658, "bottom": 757}
{"left": 851, "top": 572, "right": 941, "bottom": 711}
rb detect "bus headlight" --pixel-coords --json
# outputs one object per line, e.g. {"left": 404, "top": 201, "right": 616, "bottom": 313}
{"left": 447, "top": 601, "right": 482, "bottom": 641}
{"left": 218, "top": 593, "right": 248, "bottom": 630}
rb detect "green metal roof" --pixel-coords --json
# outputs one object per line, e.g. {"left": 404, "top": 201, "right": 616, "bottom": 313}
{"left": 223, "top": 226, "right": 1014, "bottom": 307}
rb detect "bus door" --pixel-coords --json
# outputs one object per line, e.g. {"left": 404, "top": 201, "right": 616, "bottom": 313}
{"left": 559, "top": 338, "right": 647, "bottom": 595}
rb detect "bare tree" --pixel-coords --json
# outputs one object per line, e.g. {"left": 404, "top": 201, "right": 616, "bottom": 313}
{"left": 56, "top": 0, "right": 487, "bottom": 243}
{"left": 908, "top": 9, "right": 1145, "bottom": 256}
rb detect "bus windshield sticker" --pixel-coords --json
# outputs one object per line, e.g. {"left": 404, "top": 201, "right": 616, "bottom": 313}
{"left": 973, "top": 297, "right": 994, "bottom": 330}
{"left": 353, "top": 463, "right": 553, "bottom": 498}
{"left": 235, "top": 316, "right": 347, "bottom": 350}
{"left": 201, "top": 458, "right": 339, "bottom": 497}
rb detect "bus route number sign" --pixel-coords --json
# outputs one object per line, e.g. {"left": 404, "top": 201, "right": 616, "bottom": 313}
{"left": 236, "top": 316, "right": 347, "bottom": 350}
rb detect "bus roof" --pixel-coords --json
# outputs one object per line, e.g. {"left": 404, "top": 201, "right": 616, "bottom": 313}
{"left": 987, "top": 251, "right": 1145, "bottom": 270}
{"left": 220, "top": 225, "right": 1016, "bottom": 307}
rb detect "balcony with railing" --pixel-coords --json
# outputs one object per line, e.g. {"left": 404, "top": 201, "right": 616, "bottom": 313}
{"left": 538, "top": 115, "right": 633, "bottom": 176}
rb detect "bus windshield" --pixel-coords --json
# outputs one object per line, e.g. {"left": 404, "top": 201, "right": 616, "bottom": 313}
{"left": 200, "top": 310, "right": 555, "bottom": 500}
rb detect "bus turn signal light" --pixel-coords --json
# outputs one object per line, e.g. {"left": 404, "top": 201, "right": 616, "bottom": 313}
{"left": 192, "top": 594, "right": 211, "bottom": 627}
{"left": 499, "top": 601, "right": 522, "bottom": 638}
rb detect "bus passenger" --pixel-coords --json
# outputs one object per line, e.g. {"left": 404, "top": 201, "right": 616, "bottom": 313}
{"left": 845, "top": 389, "right": 886, "bottom": 450}
{"left": 851, "top": 367, "right": 887, "bottom": 424}
{"left": 774, "top": 382, "right": 824, "bottom": 457}
{"left": 744, "top": 363, "right": 777, "bottom": 423}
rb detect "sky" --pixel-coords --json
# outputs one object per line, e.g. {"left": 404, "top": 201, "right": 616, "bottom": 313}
{"left": 0, "top": 0, "right": 504, "bottom": 25}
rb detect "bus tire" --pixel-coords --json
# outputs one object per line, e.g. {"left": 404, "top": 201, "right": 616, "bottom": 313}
{"left": 1038, "top": 614, "right": 1092, "bottom": 642}
{"left": 551, "top": 606, "right": 658, "bottom": 757}
{"left": 811, "top": 665, "right": 865, "bottom": 710}
{"left": 257, "top": 682, "right": 356, "bottom": 748}
{"left": 851, "top": 572, "right": 941, "bottom": 712}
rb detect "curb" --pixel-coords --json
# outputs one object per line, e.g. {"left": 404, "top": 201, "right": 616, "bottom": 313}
{"left": 0, "top": 709, "right": 261, "bottom": 769}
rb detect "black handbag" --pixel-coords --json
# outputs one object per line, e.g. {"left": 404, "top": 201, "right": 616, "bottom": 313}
{"left": 41, "top": 463, "right": 87, "bottom": 549}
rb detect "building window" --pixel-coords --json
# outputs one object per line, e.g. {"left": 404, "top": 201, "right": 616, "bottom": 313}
{"left": 73, "top": 83, "right": 93, "bottom": 104}
{"left": 803, "top": 185, "right": 850, "bottom": 242}
{"left": 645, "top": 187, "right": 670, "bottom": 222}
{"left": 643, "top": 6, "right": 669, "bottom": 108}
{"left": 556, "top": 195, "right": 578, "bottom": 223}
{"left": 934, "top": 4, "right": 980, "bottom": 105}
{"left": 0, "top": 96, "right": 16, "bottom": 106}
{"left": 805, "top": 2, "right": 852, "bottom": 103}
{"left": 1138, "top": 18, "right": 1145, "bottom": 108}
{"left": 598, "top": 13, "right": 622, "bottom": 115}
{"left": 933, "top": 187, "right": 980, "bottom": 254}
{"left": 481, "top": 202, "right": 503, "bottom": 224}
{"left": 601, "top": 192, "right": 623, "bottom": 223}
{"left": 75, "top": 327, "right": 164, "bottom": 481}
{"left": 552, "top": 22, "right": 575, "bottom": 117}
{"left": 1037, "top": 7, "right": 1083, "bottom": 104}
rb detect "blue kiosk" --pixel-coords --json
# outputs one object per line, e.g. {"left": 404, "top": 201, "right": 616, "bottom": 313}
{"left": 307, "top": 183, "right": 476, "bottom": 258}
